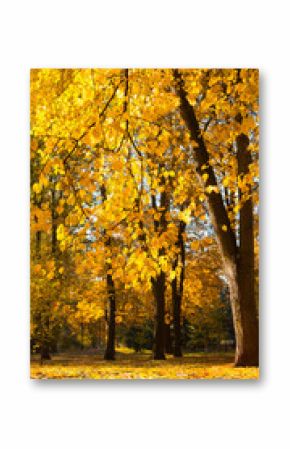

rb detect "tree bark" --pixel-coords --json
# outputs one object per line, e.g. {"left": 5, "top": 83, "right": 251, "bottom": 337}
{"left": 40, "top": 186, "right": 58, "bottom": 363}
{"left": 152, "top": 273, "right": 166, "bottom": 360}
{"left": 236, "top": 134, "right": 259, "bottom": 366}
{"left": 36, "top": 230, "right": 41, "bottom": 255}
{"left": 151, "top": 177, "right": 169, "bottom": 360}
{"left": 104, "top": 270, "right": 116, "bottom": 360}
{"left": 165, "top": 322, "right": 173, "bottom": 354}
{"left": 101, "top": 184, "right": 117, "bottom": 361}
{"left": 40, "top": 341, "right": 51, "bottom": 362}
{"left": 172, "top": 221, "right": 185, "bottom": 357}
{"left": 172, "top": 278, "right": 182, "bottom": 357}
{"left": 173, "top": 70, "right": 259, "bottom": 366}
{"left": 40, "top": 314, "right": 51, "bottom": 363}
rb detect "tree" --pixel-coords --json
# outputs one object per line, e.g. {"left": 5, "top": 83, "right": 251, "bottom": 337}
{"left": 173, "top": 69, "right": 259, "bottom": 366}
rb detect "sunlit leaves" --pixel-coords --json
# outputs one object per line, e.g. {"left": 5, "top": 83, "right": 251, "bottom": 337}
{"left": 56, "top": 224, "right": 65, "bottom": 241}
{"left": 30, "top": 68, "right": 259, "bottom": 364}
{"left": 32, "top": 182, "right": 42, "bottom": 194}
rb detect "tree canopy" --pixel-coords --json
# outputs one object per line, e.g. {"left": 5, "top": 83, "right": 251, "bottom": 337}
{"left": 30, "top": 68, "right": 259, "bottom": 371}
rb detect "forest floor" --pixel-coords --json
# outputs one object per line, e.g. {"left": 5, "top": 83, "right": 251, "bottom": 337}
{"left": 30, "top": 349, "right": 259, "bottom": 380}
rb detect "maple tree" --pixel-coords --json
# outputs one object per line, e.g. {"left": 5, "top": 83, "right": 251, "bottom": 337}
{"left": 30, "top": 68, "right": 259, "bottom": 370}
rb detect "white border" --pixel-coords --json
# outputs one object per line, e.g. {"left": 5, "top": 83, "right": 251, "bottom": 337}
{"left": 0, "top": 1, "right": 289, "bottom": 448}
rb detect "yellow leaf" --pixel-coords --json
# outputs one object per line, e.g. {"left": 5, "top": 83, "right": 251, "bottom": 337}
{"left": 78, "top": 190, "right": 86, "bottom": 200}
{"left": 205, "top": 185, "right": 218, "bottom": 194}
{"left": 169, "top": 271, "right": 176, "bottom": 281}
{"left": 164, "top": 170, "right": 175, "bottom": 178}
{"left": 111, "top": 159, "right": 123, "bottom": 171}
{"left": 32, "top": 183, "right": 42, "bottom": 194}
{"left": 151, "top": 247, "right": 158, "bottom": 259}
{"left": 222, "top": 225, "right": 228, "bottom": 232}
{"left": 67, "top": 193, "right": 75, "bottom": 206}
{"left": 57, "top": 224, "right": 65, "bottom": 241}
{"left": 178, "top": 209, "right": 191, "bottom": 224}
{"left": 223, "top": 177, "right": 229, "bottom": 188}
{"left": 191, "top": 241, "right": 199, "bottom": 251}
{"left": 34, "top": 264, "right": 42, "bottom": 274}
{"left": 39, "top": 174, "right": 49, "bottom": 187}
{"left": 47, "top": 271, "right": 54, "bottom": 280}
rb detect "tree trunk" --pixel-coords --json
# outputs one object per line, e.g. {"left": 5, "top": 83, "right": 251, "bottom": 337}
{"left": 173, "top": 70, "right": 259, "bottom": 366}
{"left": 103, "top": 240, "right": 116, "bottom": 361}
{"left": 40, "top": 186, "right": 58, "bottom": 362}
{"left": 165, "top": 322, "right": 173, "bottom": 354}
{"left": 172, "top": 281, "right": 183, "bottom": 357}
{"left": 104, "top": 275, "right": 116, "bottom": 360}
{"left": 100, "top": 184, "right": 117, "bottom": 361}
{"left": 151, "top": 178, "right": 169, "bottom": 360}
{"left": 235, "top": 133, "right": 259, "bottom": 366}
{"left": 80, "top": 322, "right": 84, "bottom": 350}
{"left": 40, "top": 343, "right": 51, "bottom": 363}
{"left": 40, "top": 314, "right": 51, "bottom": 364}
{"left": 152, "top": 273, "right": 166, "bottom": 360}
{"left": 171, "top": 221, "right": 185, "bottom": 357}
{"left": 36, "top": 230, "right": 41, "bottom": 255}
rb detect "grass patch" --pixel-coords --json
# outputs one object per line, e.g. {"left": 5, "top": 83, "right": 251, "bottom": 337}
{"left": 30, "top": 350, "right": 259, "bottom": 380}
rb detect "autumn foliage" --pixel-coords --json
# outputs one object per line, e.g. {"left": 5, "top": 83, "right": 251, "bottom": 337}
{"left": 30, "top": 69, "right": 259, "bottom": 379}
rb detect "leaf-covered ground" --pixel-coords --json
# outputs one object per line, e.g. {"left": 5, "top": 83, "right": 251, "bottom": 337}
{"left": 30, "top": 350, "right": 259, "bottom": 380}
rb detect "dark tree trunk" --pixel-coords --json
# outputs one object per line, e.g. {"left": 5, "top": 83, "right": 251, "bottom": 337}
{"left": 151, "top": 177, "right": 169, "bottom": 360}
{"left": 40, "top": 343, "right": 51, "bottom": 362}
{"left": 172, "top": 270, "right": 183, "bottom": 357}
{"left": 172, "top": 281, "right": 183, "bottom": 357}
{"left": 80, "top": 322, "right": 84, "bottom": 350}
{"left": 152, "top": 273, "right": 166, "bottom": 360}
{"left": 104, "top": 277, "right": 116, "bottom": 360}
{"left": 103, "top": 237, "right": 116, "bottom": 361}
{"left": 172, "top": 221, "right": 185, "bottom": 357}
{"left": 173, "top": 70, "right": 259, "bottom": 366}
{"left": 36, "top": 230, "right": 41, "bottom": 255}
{"left": 51, "top": 188, "right": 57, "bottom": 255}
{"left": 165, "top": 322, "right": 173, "bottom": 354}
{"left": 39, "top": 186, "right": 58, "bottom": 362}
{"left": 40, "top": 315, "right": 51, "bottom": 364}
{"left": 101, "top": 185, "right": 117, "bottom": 361}
{"left": 235, "top": 134, "right": 259, "bottom": 366}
